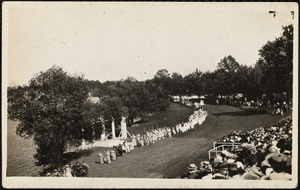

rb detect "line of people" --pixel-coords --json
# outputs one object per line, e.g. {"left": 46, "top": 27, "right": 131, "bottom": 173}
{"left": 97, "top": 108, "right": 208, "bottom": 164}
{"left": 97, "top": 142, "right": 133, "bottom": 164}
{"left": 135, "top": 108, "right": 208, "bottom": 147}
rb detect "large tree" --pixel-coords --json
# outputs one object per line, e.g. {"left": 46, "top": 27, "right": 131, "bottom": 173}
{"left": 169, "top": 72, "right": 185, "bottom": 96}
{"left": 8, "top": 66, "right": 97, "bottom": 169}
{"left": 199, "top": 71, "right": 214, "bottom": 98}
{"left": 215, "top": 55, "right": 241, "bottom": 97}
{"left": 183, "top": 68, "right": 202, "bottom": 96}
{"left": 257, "top": 25, "right": 293, "bottom": 103}
{"left": 235, "top": 65, "right": 258, "bottom": 99}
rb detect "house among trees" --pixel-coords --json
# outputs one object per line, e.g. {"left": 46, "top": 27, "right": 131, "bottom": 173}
{"left": 87, "top": 92, "right": 100, "bottom": 104}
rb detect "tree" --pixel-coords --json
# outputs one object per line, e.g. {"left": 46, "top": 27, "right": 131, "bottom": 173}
{"left": 98, "top": 95, "right": 124, "bottom": 127}
{"left": 199, "top": 71, "right": 214, "bottom": 98}
{"left": 145, "top": 79, "right": 170, "bottom": 111}
{"left": 153, "top": 69, "right": 172, "bottom": 94}
{"left": 183, "top": 68, "right": 202, "bottom": 96}
{"left": 257, "top": 25, "right": 293, "bottom": 107}
{"left": 215, "top": 55, "right": 241, "bottom": 98}
{"left": 8, "top": 66, "right": 97, "bottom": 169}
{"left": 235, "top": 65, "right": 258, "bottom": 99}
{"left": 169, "top": 72, "right": 184, "bottom": 96}
{"left": 217, "top": 55, "right": 240, "bottom": 73}
{"left": 90, "top": 74, "right": 170, "bottom": 125}
{"left": 154, "top": 69, "right": 170, "bottom": 79}
{"left": 85, "top": 80, "right": 103, "bottom": 97}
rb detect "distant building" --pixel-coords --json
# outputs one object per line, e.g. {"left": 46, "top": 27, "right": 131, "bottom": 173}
{"left": 87, "top": 93, "right": 100, "bottom": 104}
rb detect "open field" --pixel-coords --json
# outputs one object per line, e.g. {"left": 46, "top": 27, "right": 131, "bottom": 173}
{"left": 6, "top": 103, "right": 291, "bottom": 177}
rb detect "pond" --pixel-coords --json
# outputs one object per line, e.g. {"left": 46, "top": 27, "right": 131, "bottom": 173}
{"left": 6, "top": 120, "right": 41, "bottom": 176}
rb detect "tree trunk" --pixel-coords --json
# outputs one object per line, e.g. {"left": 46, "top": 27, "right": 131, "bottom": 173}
{"left": 60, "top": 142, "right": 65, "bottom": 167}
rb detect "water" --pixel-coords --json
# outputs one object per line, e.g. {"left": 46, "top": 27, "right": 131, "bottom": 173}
{"left": 6, "top": 120, "right": 41, "bottom": 176}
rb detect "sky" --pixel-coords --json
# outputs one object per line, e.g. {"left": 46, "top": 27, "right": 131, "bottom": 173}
{"left": 4, "top": 2, "right": 297, "bottom": 86}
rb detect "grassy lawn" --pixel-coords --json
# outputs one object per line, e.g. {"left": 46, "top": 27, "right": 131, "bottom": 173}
{"left": 127, "top": 102, "right": 194, "bottom": 135}
{"left": 70, "top": 103, "right": 291, "bottom": 178}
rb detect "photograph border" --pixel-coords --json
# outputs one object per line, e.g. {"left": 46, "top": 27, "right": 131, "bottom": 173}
{"left": 2, "top": 2, "right": 298, "bottom": 189}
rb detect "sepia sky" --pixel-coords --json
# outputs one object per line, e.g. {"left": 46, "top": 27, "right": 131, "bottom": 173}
{"left": 5, "top": 2, "right": 296, "bottom": 86}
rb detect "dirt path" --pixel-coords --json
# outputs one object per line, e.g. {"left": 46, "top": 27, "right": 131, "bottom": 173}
{"left": 76, "top": 104, "right": 290, "bottom": 178}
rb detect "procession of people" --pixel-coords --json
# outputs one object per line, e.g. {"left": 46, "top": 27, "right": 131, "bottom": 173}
{"left": 96, "top": 107, "right": 208, "bottom": 165}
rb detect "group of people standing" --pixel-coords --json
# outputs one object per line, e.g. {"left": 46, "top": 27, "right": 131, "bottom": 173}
{"left": 97, "top": 108, "right": 208, "bottom": 165}
{"left": 132, "top": 108, "right": 208, "bottom": 147}
{"left": 97, "top": 141, "right": 135, "bottom": 164}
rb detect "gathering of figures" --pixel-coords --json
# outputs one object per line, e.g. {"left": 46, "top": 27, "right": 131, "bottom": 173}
{"left": 97, "top": 108, "right": 208, "bottom": 165}
{"left": 181, "top": 117, "right": 293, "bottom": 180}
{"left": 46, "top": 161, "right": 90, "bottom": 177}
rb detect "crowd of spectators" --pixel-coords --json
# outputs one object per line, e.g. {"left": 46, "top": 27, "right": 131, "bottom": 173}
{"left": 216, "top": 97, "right": 291, "bottom": 116}
{"left": 182, "top": 117, "right": 293, "bottom": 180}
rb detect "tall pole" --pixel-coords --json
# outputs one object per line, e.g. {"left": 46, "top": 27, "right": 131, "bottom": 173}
{"left": 121, "top": 116, "right": 127, "bottom": 139}
{"left": 111, "top": 117, "right": 116, "bottom": 139}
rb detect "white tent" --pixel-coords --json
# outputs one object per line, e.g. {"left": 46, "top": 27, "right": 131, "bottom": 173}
{"left": 190, "top": 95, "right": 199, "bottom": 99}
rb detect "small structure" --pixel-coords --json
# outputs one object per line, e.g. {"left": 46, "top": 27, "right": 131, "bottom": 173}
{"left": 87, "top": 93, "right": 100, "bottom": 104}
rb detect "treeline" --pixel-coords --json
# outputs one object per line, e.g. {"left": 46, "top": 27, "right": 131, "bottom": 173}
{"left": 161, "top": 25, "right": 292, "bottom": 102}
{"left": 86, "top": 24, "right": 293, "bottom": 113}
{"left": 86, "top": 77, "right": 170, "bottom": 126}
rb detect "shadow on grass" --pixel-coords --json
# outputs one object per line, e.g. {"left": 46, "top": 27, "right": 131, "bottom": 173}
{"left": 212, "top": 110, "right": 268, "bottom": 117}
{"left": 63, "top": 149, "right": 94, "bottom": 163}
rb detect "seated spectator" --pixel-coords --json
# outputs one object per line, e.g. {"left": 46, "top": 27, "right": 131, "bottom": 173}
{"left": 213, "top": 167, "right": 229, "bottom": 179}
{"left": 182, "top": 163, "right": 200, "bottom": 179}
{"left": 262, "top": 153, "right": 292, "bottom": 180}
{"left": 242, "top": 154, "right": 263, "bottom": 180}
{"left": 198, "top": 161, "right": 213, "bottom": 179}
{"left": 190, "top": 116, "right": 292, "bottom": 180}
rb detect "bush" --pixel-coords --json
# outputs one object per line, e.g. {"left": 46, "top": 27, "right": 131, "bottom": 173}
{"left": 71, "top": 163, "right": 89, "bottom": 177}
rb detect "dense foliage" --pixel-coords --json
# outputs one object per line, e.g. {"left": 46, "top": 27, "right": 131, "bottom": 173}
{"left": 146, "top": 25, "right": 293, "bottom": 103}
{"left": 8, "top": 66, "right": 100, "bottom": 168}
